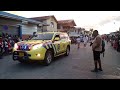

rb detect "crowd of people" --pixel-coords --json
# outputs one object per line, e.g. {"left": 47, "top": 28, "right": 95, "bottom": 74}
{"left": 0, "top": 32, "right": 21, "bottom": 59}
{"left": 0, "top": 32, "right": 37, "bottom": 59}
{"left": 70, "top": 35, "right": 91, "bottom": 49}
{"left": 70, "top": 30, "right": 105, "bottom": 72}
{"left": 104, "top": 33, "right": 120, "bottom": 52}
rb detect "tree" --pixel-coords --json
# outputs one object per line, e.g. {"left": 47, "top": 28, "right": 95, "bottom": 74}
{"left": 89, "top": 28, "right": 94, "bottom": 36}
{"left": 90, "top": 28, "right": 93, "bottom": 33}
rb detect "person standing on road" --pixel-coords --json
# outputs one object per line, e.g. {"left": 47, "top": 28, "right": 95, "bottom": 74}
{"left": 91, "top": 30, "right": 103, "bottom": 72}
{"left": 76, "top": 36, "right": 81, "bottom": 49}
{"left": 83, "top": 35, "right": 88, "bottom": 47}
{"left": 4, "top": 38, "right": 9, "bottom": 55}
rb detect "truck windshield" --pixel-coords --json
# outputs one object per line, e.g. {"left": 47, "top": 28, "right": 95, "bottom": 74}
{"left": 31, "top": 33, "right": 54, "bottom": 40}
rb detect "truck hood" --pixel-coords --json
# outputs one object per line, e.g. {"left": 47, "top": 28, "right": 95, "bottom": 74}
{"left": 17, "top": 40, "right": 52, "bottom": 46}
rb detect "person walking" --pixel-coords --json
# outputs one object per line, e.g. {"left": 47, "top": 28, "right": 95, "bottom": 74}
{"left": 91, "top": 30, "right": 103, "bottom": 72}
{"left": 83, "top": 35, "right": 88, "bottom": 47}
{"left": 76, "top": 36, "right": 81, "bottom": 49}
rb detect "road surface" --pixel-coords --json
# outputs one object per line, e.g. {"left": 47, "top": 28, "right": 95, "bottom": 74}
{"left": 0, "top": 42, "right": 120, "bottom": 79}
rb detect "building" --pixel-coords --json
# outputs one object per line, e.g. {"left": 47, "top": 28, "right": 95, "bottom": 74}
{"left": 29, "top": 15, "right": 58, "bottom": 32}
{"left": 57, "top": 20, "right": 76, "bottom": 35}
{"left": 69, "top": 27, "right": 86, "bottom": 37}
{"left": 0, "top": 11, "right": 43, "bottom": 40}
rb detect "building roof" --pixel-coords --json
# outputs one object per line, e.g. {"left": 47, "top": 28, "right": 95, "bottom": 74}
{"left": 0, "top": 11, "right": 42, "bottom": 25}
{"left": 58, "top": 20, "right": 76, "bottom": 26}
{"left": 29, "top": 15, "right": 58, "bottom": 23}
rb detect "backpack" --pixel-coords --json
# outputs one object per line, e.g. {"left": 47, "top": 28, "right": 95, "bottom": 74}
{"left": 100, "top": 40, "right": 105, "bottom": 53}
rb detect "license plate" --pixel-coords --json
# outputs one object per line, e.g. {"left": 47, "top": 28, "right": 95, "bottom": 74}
{"left": 19, "top": 52, "right": 24, "bottom": 57}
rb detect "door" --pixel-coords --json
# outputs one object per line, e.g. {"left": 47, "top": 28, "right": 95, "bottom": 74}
{"left": 60, "top": 33, "right": 69, "bottom": 52}
{"left": 53, "top": 34, "right": 62, "bottom": 55}
{"left": 60, "top": 33, "right": 66, "bottom": 53}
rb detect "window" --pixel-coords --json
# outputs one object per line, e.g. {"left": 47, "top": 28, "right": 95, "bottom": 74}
{"left": 55, "top": 34, "right": 60, "bottom": 38}
{"left": 57, "top": 24, "right": 61, "bottom": 29}
{"left": 60, "top": 33, "right": 69, "bottom": 40}
{"left": 54, "top": 34, "right": 60, "bottom": 40}
{"left": 31, "top": 33, "right": 54, "bottom": 40}
{"left": 50, "top": 22, "right": 54, "bottom": 28}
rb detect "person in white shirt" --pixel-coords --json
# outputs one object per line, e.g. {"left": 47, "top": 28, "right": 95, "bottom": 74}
{"left": 83, "top": 35, "right": 88, "bottom": 47}
{"left": 76, "top": 36, "right": 81, "bottom": 49}
{"left": 4, "top": 38, "right": 9, "bottom": 55}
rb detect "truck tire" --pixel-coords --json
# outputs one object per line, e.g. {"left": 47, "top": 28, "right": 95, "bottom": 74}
{"left": 18, "top": 60, "right": 28, "bottom": 63}
{"left": 44, "top": 50, "right": 53, "bottom": 66}
{"left": 65, "top": 46, "right": 70, "bottom": 56}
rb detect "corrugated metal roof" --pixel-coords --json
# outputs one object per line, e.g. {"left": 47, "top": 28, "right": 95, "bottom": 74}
{"left": 0, "top": 11, "right": 42, "bottom": 25}
{"left": 58, "top": 19, "right": 76, "bottom": 26}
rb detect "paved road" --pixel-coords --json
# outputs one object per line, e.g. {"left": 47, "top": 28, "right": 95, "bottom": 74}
{"left": 0, "top": 42, "right": 120, "bottom": 79}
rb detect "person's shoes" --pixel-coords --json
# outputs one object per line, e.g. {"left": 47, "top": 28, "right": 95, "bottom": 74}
{"left": 91, "top": 69, "right": 98, "bottom": 72}
{"left": 98, "top": 68, "right": 103, "bottom": 71}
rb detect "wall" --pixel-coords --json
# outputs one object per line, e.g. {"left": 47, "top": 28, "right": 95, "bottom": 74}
{"left": 21, "top": 24, "right": 37, "bottom": 35}
{"left": 42, "top": 20, "right": 47, "bottom": 31}
{"left": 0, "top": 17, "right": 21, "bottom": 35}
{"left": 0, "top": 17, "right": 39, "bottom": 40}
{"left": 46, "top": 17, "right": 57, "bottom": 32}
{"left": 21, "top": 24, "right": 37, "bottom": 40}
{"left": 0, "top": 25, "right": 18, "bottom": 35}
{"left": 0, "top": 17, "right": 21, "bottom": 26}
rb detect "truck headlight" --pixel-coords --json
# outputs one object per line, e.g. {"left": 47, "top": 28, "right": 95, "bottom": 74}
{"left": 32, "top": 44, "right": 43, "bottom": 50}
{"left": 14, "top": 43, "right": 18, "bottom": 50}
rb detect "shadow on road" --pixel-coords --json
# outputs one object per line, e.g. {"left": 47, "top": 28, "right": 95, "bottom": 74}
{"left": 10, "top": 62, "right": 45, "bottom": 72}
{"left": 54, "top": 55, "right": 68, "bottom": 61}
{"left": 10, "top": 54, "right": 68, "bottom": 70}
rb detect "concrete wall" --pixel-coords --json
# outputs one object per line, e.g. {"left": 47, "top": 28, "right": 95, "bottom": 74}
{"left": 0, "top": 17, "right": 20, "bottom": 35}
{"left": 0, "top": 17, "right": 21, "bottom": 26}
{"left": 0, "top": 25, "right": 18, "bottom": 35}
{"left": 46, "top": 17, "right": 57, "bottom": 32}
{"left": 21, "top": 24, "right": 38, "bottom": 40}
{"left": 22, "top": 24, "right": 37, "bottom": 35}
{"left": 0, "top": 17, "right": 38, "bottom": 40}
{"left": 40, "top": 18, "right": 57, "bottom": 32}
{"left": 42, "top": 20, "right": 47, "bottom": 31}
